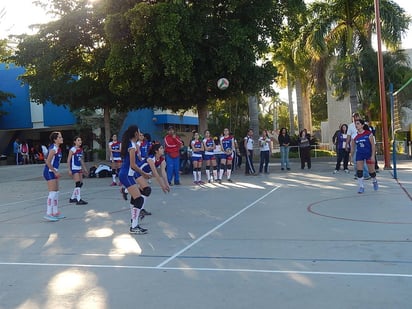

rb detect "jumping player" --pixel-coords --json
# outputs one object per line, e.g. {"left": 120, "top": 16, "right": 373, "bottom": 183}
{"left": 67, "top": 136, "right": 89, "bottom": 205}
{"left": 109, "top": 134, "right": 122, "bottom": 186}
{"left": 203, "top": 130, "right": 217, "bottom": 183}
{"left": 43, "top": 131, "right": 65, "bottom": 221}
{"left": 118, "top": 125, "right": 147, "bottom": 234}
{"left": 351, "top": 119, "right": 379, "bottom": 194}
{"left": 191, "top": 131, "right": 205, "bottom": 184}
{"left": 219, "top": 128, "right": 234, "bottom": 183}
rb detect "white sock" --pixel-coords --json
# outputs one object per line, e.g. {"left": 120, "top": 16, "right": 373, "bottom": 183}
{"left": 46, "top": 192, "right": 53, "bottom": 215}
{"left": 52, "top": 191, "right": 59, "bottom": 214}
{"left": 206, "top": 169, "right": 210, "bottom": 181}
{"left": 193, "top": 171, "right": 197, "bottom": 181}
{"left": 219, "top": 169, "right": 224, "bottom": 180}
{"left": 197, "top": 171, "right": 202, "bottom": 181}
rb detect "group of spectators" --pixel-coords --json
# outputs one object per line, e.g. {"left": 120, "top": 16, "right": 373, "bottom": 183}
{"left": 13, "top": 137, "right": 48, "bottom": 165}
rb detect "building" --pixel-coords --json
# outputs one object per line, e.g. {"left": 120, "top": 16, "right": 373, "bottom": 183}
{"left": 0, "top": 63, "right": 198, "bottom": 163}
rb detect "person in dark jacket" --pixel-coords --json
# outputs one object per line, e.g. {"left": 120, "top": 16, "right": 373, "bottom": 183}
{"left": 333, "top": 124, "right": 350, "bottom": 174}
{"left": 278, "top": 128, "right": 291, "bottom": 170}
{"left": 298, "top": 129, "right": 311, "bottom": 170}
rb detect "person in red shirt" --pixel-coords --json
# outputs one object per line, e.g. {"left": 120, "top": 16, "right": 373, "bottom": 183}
{"left": 164, "top": 126, "right": 183, "bottom": 185}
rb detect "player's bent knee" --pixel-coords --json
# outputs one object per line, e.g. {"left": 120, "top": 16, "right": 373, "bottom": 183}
{"left": 140, "top": 186, "right": 152, "bottom": 197}
{"left": 131, "top": 196, "right": 144, "bottom": 209}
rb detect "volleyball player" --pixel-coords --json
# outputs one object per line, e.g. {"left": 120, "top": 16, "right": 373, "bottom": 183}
{"left": 43, "top": 131, "right": 65, "bottom": 221}
{"left": 67, "top": 136, "right": 88, "bottom": 205}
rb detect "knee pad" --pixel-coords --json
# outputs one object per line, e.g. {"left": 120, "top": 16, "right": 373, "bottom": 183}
{"left": 112, "top": 169, "right": 116, "bottom": 175}
{"left": 357, "top": 170, "right": 363, "bottom": 178}
{"left": 206, "top": 166, "right": 210, "bottom": 170}
{"left": 213, "top": 166, "right": 217, "bottom": 170}
{"left": 75, "top": 181, "right": 82, "bottom": 188}
{"left": 140, "top": 186, "right": 152, "bottom": 197}
{"left": 131, "top": 196, "right": 144, "bottom": 209}
{"left": 370, "top": 172, "right": 376, "bottom": 178}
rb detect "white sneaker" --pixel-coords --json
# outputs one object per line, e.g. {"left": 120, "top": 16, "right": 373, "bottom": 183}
{"left": 344, "top": 169, "right": 349, "bottom": 174}
{"left": 333, "top": 170, "right": 339, "bottom": 174}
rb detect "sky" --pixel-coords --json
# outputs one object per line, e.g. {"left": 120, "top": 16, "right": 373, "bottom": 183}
{"left": 0, "top": 0, "right": 411, "bottom": 48}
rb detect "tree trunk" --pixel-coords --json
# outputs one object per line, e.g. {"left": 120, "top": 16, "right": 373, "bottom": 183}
{"left": 103, "top": 104, "right": 111, "bottom": 160}
{"left": 248, "top": 95, "right": 260, "bottom": 151}
{"left": 295, "top": 78, "right": 304, "bottom": 133}
{"left": 287, "top": 76, "right": 295, "bottom": 134}
{"left": 197, "top": 103, "right": 208, "bottom": 134}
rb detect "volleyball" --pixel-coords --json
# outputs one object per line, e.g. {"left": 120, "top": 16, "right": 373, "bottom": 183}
{"left": 217, "top": 78, "right": 229, "bottom": 90}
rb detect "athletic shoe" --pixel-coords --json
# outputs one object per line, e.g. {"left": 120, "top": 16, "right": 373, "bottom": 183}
{"left": 53, "top": 212, "right": 66, "bottom": 219}
{"left": 120, "top": 187, "right": 128, "bottom": 201}
{"left": 227, "top": 178, "right": 233, "bottom": 183}
{"left": 333, "top": 170, "right": 339, "bottom": 174}
{"left": 76, "top": 199, "right": 88, "bottom": 205}
{"left": 193, "top": 181, "right": 199, "bottom": 185}
{"left": 198, "top": 180, "right": 205, "bottom": 185}
{"left": 129, "top": 225, "right": 148, "bottom": 234}
{"left": 281, "top": 168, "right": 284, "bottom": 171}
{"left": 344, "top": 169, "right": 349, "bottom": 174}
{"left": 69, "top": 198, "right": 77, "bottom": 203}
{"left": 208, "top": 179, "right": 211, "bottom": 183}
{"left": 141, "top": 209, "right": 152, "bottom": 216}
{"left": 217, "top": 179, "right": 222, "bottom": 184}
{"left": 174, "top": 182, "right": 181, "bottom": 185}
{"left": 110, "top": 182, "right": 117, "bottom": 186}
{"left": 364, "top": 176, "right": 371, "bottom": 180}
{"left": 358, "top": 187, "right": 365, "bottom": 194}
{"left": 286, "top": 168, "right": 290, "bottom": 171}
{"left": 373, "top": 181, "right": 379, "bottom": 191}
{"left": 43, "top": 214, "right": 59, "bottom": 222}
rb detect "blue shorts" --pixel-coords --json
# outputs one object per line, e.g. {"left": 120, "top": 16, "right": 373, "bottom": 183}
{"left": 356, "top": 152, "right": 372, "bottom": 162}
{"left": 203, "top": 154, "right": 215, "bottom": 161}
{"left": 71, "top": 169, "right": 82, "bottom": 174}
{"left": 43, "top": 169, "right": 57, "bottom": 181}
{"left": 221, "top": 153, "right": 233, "bottom": 160}
{"left": 192, "top": 156, "right": 203, "bottom": 162}
{"left": 119, "top": 173, "right": 136, "bottom": 188}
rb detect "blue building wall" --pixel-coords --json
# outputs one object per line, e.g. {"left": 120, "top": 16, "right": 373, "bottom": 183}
{"left": 43, "top": 102, "right": 76, "bottom": 126}
{"left": 0, "top": 64, "right": 32, "bottom": 129}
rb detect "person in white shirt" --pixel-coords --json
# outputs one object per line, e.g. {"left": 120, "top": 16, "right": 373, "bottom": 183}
{"left": 244, "top": 129, "right": 256, "bottom": 175}
{"left": 258, "top": 130, "right": 271, "bottom": 173}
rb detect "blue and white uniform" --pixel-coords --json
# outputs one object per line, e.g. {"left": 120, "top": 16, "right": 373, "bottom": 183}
{"left": 354, "top": 130, "right": 373, "bottom": 162}
{"left": 110, "top": 141, "right": 122, "bottom": 162}
{"left": 191, "top": 140, "right": 203, "bottom": 162}
{"left": 135, "top": 155, "right": 164, "bottom": 178}
{"left": 203, "top": 137, "right": 215, "bottom": 160}
{"left": 119, "top": 141, "right": 138, "bottom": 188}
{"left": 69, "top": 146, "right": 84, "bottom": 174}
{"left": 140, "top": 140, "right": 152, "bottom": 160}
{"left": 220, "top": 136, "right": 234, "bottom": 160}
{"left": 43, "top": 144, "right": 62, "bottom": 180}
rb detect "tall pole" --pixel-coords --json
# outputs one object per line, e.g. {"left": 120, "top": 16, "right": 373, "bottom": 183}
{"left": 374, "top": 0, "right": 391, "bottom": 169}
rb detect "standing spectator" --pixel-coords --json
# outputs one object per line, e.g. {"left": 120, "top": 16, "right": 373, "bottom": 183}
{"left": 333, "top": 124, "right": 350, "bottom": 174}
{"left": 108, "top": 134, "right": 122, "bottom": 186}
{"left": 13, "top": 138, "right": 21, "bottom": 165}
{"left": 164, "top": 126, "right": 183, "bottom": 185}
{"left": 43, "top": 131, "right": 65, "bottom": 221}
{"left": 278, "top": 128, "right": 291, "bottom": 170}
{"left": 20, "top": 140, "right": 29, "bottom": 165}
{"left": 179, "top": 141, "right": 189, "bottom": 174}
{"left": 244, "top": 129, "right": 256, "bottom": 175}
{"left": 67, "top": 136, "right": 89, "bottom": 205}
{"left": 258, "top": 129, "right": 271, "bottom": 173}
{"left": 351, "top": 119, "right": 379, "bottom": 193}
{"left": 298, "top": 129, "right": 312, "bottom": 170}
{"left": 347, "top": 113, "right": 370, "bottom": 179}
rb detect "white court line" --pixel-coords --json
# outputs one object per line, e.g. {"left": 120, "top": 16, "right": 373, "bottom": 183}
{"left": 156, "top": 186, "right": 281, "bottom": 268}
{"left": 0, "top": 262, "right": 411, "bottom": 278}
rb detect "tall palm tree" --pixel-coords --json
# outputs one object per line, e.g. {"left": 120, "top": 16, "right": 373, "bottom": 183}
{"left": 303, "top": 0, "right": 411, "bottom": 114}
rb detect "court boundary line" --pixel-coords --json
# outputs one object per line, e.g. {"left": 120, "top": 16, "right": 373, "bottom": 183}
{"left": 0, "top": 262, "right": 411, "bottom": 278}
{"left": 156, "top": 186, "right": 281, "bottom": 268}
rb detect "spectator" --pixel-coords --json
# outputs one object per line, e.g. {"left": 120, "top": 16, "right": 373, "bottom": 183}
{"left": 164, "top": 126, "right": 183, "bottom": 185}
{"left": 298, "top": 129, "right": 312, "bottom": 170}
{"left": 258, "top": 129, "right": 271, "bottom": 173}
{"left": 13, "top": 138, "right": 21, "bottom": 165}
{"left": 333, "top": 124, "right": 350, "bottom": 174}
{"left": 278, "top": 128, "right": 291, "bottom": 170}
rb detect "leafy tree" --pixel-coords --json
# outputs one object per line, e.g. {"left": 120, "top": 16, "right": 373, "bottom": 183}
{"left": 9, "top": 0, "right": 131, "bottom": 158}
{"left": 105, "top": 0, "right": 282, "bottom": 133}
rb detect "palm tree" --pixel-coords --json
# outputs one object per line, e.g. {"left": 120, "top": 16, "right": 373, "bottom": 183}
{"left": 303, "top": 0, "right": 411, "bottom": 114}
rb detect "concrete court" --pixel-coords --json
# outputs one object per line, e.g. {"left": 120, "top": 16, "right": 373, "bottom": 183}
{"left": 0, "top": 159, "right": 411, "bottom": 309}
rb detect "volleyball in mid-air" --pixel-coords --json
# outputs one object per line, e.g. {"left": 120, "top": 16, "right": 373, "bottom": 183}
{"left": 217, "top": 77, "right": 229, "bottom": 90}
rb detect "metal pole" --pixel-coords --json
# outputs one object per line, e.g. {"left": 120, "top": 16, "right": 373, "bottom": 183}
{"left": 374, "top": 0, "right": 391, "bottom": 169}
{"left": 389, "top": 83, "right": 397, "bottom": 179}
